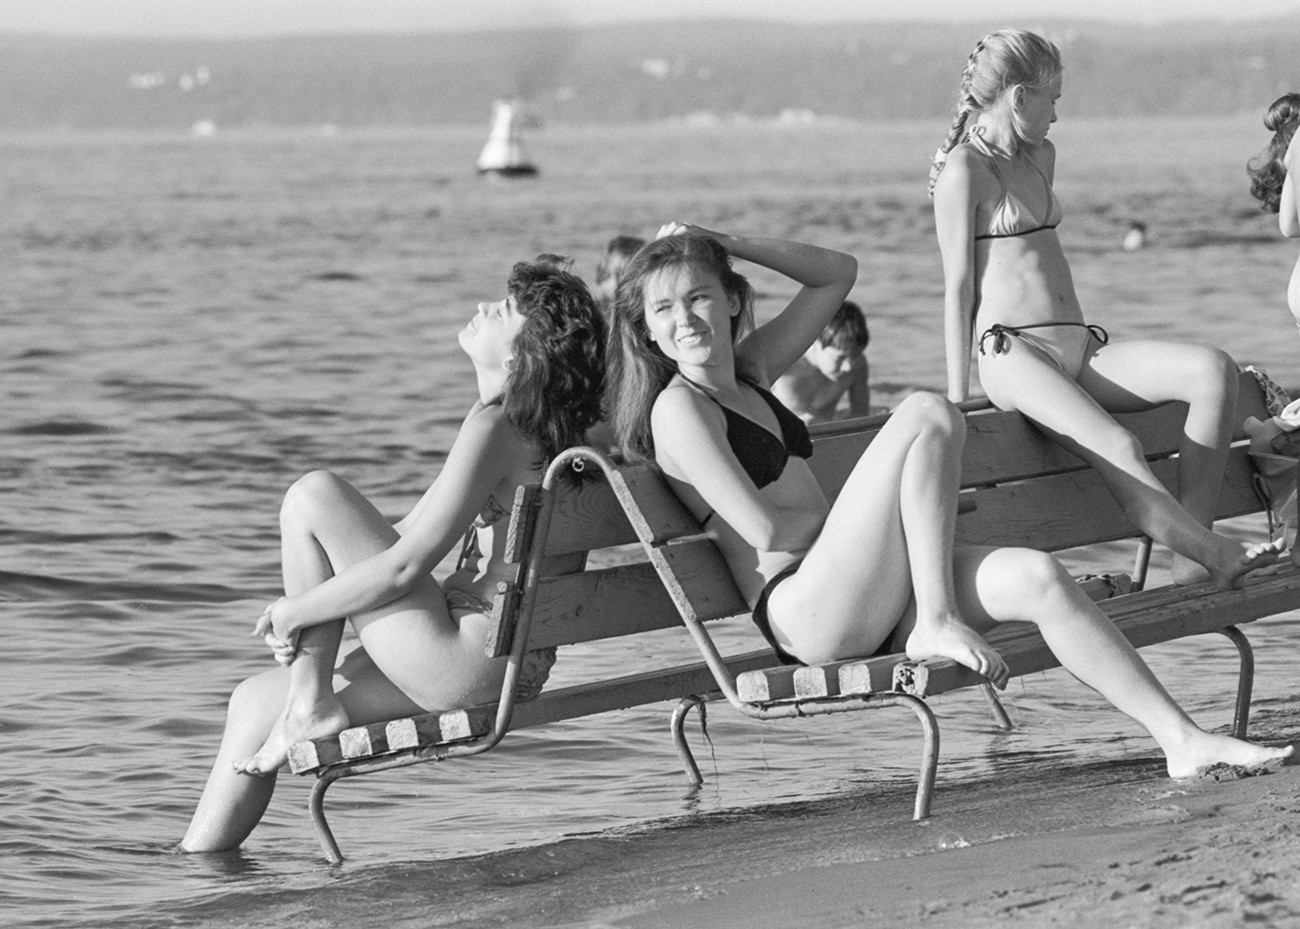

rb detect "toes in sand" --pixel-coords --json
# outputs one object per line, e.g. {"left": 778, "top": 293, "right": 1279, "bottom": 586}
{"left": 1166, "top": 735, "right": 1293, "bottom": 780}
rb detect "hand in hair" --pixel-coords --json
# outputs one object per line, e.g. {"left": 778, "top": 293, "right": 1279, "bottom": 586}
{"left": 655, "top": 221, "right": 710, "bottom": 240}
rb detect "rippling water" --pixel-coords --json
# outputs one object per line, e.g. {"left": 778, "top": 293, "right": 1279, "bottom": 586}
{"left": 4, "top": 118, "right": 1300, "bottom": 928}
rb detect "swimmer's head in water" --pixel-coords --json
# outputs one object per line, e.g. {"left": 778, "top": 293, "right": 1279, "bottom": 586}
{"left": 594, "top": 235, "right": 647, "bottom": 305}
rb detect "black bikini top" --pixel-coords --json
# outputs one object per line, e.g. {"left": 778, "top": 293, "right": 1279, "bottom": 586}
{"left": 679, "top": 372, "right": 813, "bottom": 489}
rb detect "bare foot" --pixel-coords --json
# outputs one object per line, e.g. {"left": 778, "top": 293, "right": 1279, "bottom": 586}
{"left": 1169, "top": 553, "right": 1211, "bottom": 586}
{"left": 1165, "top": 732, "right": 1293, "bottom": 779}
{"left": 906, "top": 616, "right": 1009, "bottom": 689}
{"left": 233, "top": 698, "right": 350, "bottom": 777}
{"left": 1202, "top": 538, "right": 1286, "bottom": 591}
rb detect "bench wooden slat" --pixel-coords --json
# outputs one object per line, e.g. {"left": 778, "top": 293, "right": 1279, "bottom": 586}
{"left": 484, "top": 540, "right": 743, "bottom": 658}
{"left": 533, "top": 478, "right": 639, "bottom": 556}
{"left": 956, "top": 447, "right": 1261, "bottom": 550}
{"left": 809, "top": 406, "right": 1205, "bottom": 503}
{"left": 519, "top": 463, "right": 709, "bottom": 560}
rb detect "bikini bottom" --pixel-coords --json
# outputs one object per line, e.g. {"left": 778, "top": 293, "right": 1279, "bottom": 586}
{"left": 446, "top": 588, "right": 556, "bottom": 701}
{"left": 978, "top": 321, "right": 1110, "bottom": 378}
{"left": 751, "top": 565, "right": 802, "bottom": 665}
{"left": 751, "top": 565, "right": 900, "bottom": 667}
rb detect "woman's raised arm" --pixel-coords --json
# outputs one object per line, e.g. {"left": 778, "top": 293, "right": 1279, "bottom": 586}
{"left": 661, "top": 223, "right": 857, "bottom": 382}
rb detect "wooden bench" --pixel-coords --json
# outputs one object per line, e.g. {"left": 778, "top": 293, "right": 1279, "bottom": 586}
{"left": 288, "top": 374, "right": 1300, "bottom": 863}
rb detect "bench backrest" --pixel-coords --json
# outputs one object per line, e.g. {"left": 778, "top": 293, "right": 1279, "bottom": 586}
{"left": 808, "top": 384, "right": 1268, "bottom": 554}
{"left": 484, "top": 462, "right": 747, "bottom": 660}
{"left": 491, "top": 378, "right": 1271, "bottom": 665}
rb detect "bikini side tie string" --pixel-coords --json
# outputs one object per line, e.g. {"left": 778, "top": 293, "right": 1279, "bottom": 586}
{"left": 978, "top": 322, "right": 1110, "bottom": 356}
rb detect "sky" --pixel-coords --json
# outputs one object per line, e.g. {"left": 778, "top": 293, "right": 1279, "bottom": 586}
{"left": 4, "top": 0, "right": 1298, "bottom": 37}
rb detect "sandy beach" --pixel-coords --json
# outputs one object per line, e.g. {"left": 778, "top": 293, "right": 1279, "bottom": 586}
{"left": 615, "top": 759, "right": 1300, "bottom": 929}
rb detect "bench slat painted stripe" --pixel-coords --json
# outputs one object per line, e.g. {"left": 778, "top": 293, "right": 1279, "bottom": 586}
{"left": 735, "top": 573, "right": 1130, "bottom": 704}
{"left": 289, "top": 648, "right": 778, "bottom": 774}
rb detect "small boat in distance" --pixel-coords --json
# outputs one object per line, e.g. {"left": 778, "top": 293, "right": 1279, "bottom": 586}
{"left": 476, "top": 98, "right": 538, "bottom": 178}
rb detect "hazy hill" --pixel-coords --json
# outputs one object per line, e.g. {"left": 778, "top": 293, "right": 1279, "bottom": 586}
{"left": 0, "top": 17, "right": 1295, "bottom": 129}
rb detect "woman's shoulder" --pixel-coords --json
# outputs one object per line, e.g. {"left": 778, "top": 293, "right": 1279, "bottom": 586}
{"left": 460, "top": 400, "right": 534, "bottom": 457}
{"left": 934, "top": 144, "right": 996, "bottom": 202}
{"left": 944, "top": 141, "right": 992, "bottom": 173}
{"left": 651, "top": 379, "right": 725, "bottom": 431}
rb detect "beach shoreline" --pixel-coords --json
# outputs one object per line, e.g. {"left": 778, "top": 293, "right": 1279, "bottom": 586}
{"left": 615, "top": 759, "right": 1300, "bottom": 929}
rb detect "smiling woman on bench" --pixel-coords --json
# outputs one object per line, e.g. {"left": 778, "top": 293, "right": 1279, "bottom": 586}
{"left": 606, "top": 222, "right": 1292, "bottom": 780}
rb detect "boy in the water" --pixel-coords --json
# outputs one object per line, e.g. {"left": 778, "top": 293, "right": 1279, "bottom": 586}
{"left": 773, "top": 300, "right": 871, "bottom": 422}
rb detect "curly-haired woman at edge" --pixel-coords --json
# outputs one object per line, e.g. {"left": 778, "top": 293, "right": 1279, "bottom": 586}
{"left": 1248, "top": 92, "right": 1300, "bottom": 328}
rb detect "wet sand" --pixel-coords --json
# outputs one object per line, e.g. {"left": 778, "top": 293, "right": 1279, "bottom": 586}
{"left": 618, "top": 759, "right": 1300, "bottom": 929}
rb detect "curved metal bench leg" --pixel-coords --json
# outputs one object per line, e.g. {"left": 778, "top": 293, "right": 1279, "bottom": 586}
{"left": 980, "top": 683, "right": 1014, "bottom": 730}
{"left": 1216, "top": 625, "right": 1254, "bottom": 739}
{"left": 890, "top": 694, "right": 940, "bottom": 821}
{"left": 309, "top": 770, "right": 346, "bottom": 864}
{"left": 671, "top": 696, "right": 707, "bottom": 788}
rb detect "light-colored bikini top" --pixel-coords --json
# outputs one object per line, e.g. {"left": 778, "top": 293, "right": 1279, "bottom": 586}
{"left": 969, "top": 134, "right": 1063, "bottom": 241}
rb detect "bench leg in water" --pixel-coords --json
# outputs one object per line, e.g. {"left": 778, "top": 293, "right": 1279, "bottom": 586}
{"left": 1215, "top": 625, "right": 1255, "bottom": 739}
{"left": 887, "top": 693, "right": 940, "bottom": 820}
{"left": 980, "top": 682, "right": 1014, "bottom": 730}
{"left": 309, "top": 770, "right": 346, "bottom": 865}
{"left": 671, "top": 695, "right": 708, "bottom": 790}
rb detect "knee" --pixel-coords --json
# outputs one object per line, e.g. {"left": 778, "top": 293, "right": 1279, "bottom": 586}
{"left": 281, "top": 469, "right": 346, "bottom": 526}
{"left": 898, "top": 391, "right": 966, "bottom": 445}
{"left": 1184, "top": 348, "right": 1238, "bottom": 403}
{"left": 1009, "top": 549, "right": 1073, "bottom": 610}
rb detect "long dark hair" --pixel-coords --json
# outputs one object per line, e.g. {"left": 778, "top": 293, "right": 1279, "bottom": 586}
{"left": 1247, "top": 93, "right": 1300, "bottom": 214}
{"left": 502, "top": 255, "right": 606, "bottom": 462}
{"left": 606, "top": 234, "right": 755, "bottom": 461}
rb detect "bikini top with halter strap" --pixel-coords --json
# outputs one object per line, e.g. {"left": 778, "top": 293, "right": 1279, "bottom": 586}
{"left": 968, "top": 132, "right": 1063, "bottom": 241}
{"left": 677, "top": 372, "right": 813, "bottom": 490}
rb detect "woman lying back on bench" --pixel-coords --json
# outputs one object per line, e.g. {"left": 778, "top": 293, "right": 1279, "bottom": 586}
{"left": 181, "top": 255, "right": 606, "bottom": 853}
{"left": 607, "top": 223, "right": 1291, "bottom": 778}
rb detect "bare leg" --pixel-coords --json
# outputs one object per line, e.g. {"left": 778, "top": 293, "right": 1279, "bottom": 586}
{"left": 234, "top": 471, "right": 497, "bottom": 775}
{"left": 953, "top": 545, "right": 1293, "bottom": 776}
{"left": 1080, "top": 340, "right": 1242, "bottom": 583}
{"left": 980, "top": 340, "right": 1280, "bottom": 590}
{"left": 181, "top": 470, "right": 493, "bottom": 852}
{"left": 179, "top": 645, "right": 423, "bottom": 852}
{"left": 767, "top": 392, "right": 1008, "bottom": 686}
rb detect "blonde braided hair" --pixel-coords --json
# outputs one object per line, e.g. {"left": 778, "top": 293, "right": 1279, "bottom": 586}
{"left": 928, "top": 29, "right": 1062, "bottom": 195}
